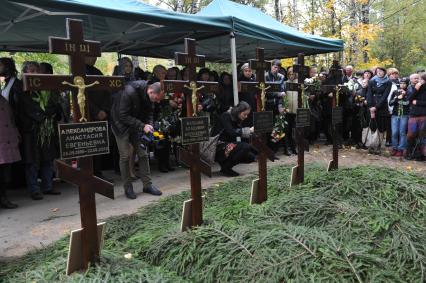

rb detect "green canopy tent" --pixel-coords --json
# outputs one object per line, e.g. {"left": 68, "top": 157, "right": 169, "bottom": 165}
{"left": 3, "top": 0, "right": 343, "bottom": 59}
{"left": 144, "top": 0, "right": 343, "bottom": 61}
{"left": 1, "top": 0, "right": 343, "bottom": 104}
{"left": 1, "top": 0, "right": 229, "bottom": 53}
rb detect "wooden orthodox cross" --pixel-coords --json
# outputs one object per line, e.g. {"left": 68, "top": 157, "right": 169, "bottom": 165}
{"left": 161, "top": 38, "right": 218, "bottom": 230}
{"left": 321, "top": 60, "right": 346, "bottom": 171}
{"left": 239, "top": 48, "right": 279, "bottom": 204}
{"left": 22, "top": 18, "right": 124, "bottom": 273}
{"left": 286, "top": 53, "right": 311, "bottom": 186}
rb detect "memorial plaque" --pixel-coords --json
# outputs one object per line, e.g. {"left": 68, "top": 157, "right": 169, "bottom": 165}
{"left": 332, "top": 107, "right": 343, "bottom": 126}
{"left": 181, "top": 116, "right": 210, "bottom": 145}
{"left": 253, "top": 111, "right": 274, "bottom": 134}
{"left": 58, "top": 121, "right": 109, "bottom": 159}
{"left": 296, "top": 108, "right": 311, "bottom": 127}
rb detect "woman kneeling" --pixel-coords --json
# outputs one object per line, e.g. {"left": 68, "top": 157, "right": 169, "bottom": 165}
{"left": 213, "top": 101, "right": 257, "bottom": 177}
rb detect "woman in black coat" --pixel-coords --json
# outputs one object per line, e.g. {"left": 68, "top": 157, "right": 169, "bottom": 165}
{"left": 367, "top": 67, "right": 392, "bottom": 134}
{"left": 213, "top": 101, "right": 257, "bottom": 177}
{"left": 238, "top": 63, "right": 257, "bottom": 127}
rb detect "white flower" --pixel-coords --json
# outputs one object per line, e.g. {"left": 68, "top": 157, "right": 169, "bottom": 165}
{"left": 304, "top": 78, "right": 314, "bottom": 84}
{"left": 124, "top": 253, "right": 133, "bottom": 259}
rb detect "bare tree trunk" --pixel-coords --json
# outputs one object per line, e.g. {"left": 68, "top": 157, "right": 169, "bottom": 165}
{"left": 349, "top": 0, "right": 357, "bottom": 65}
{"left": 310, "top": 0, "right": 315, "bottom": 34}
{"left": 274, "top": 0, "right": 280, "bottom": 21}
{"left": 361, "top": 1, "right": 370, "bottom": 63}
{"left": 293, "top": 0, "right": 298, "bottom": 29}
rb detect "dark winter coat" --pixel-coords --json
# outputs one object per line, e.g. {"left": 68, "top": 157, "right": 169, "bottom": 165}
{"left": 367, "top": 79, "right": 392, "bottom": 116}
{"left": 389, "top": 89, "right": 410, "bottom": 116}
{"left": 265, "top": 71, "right": 285, "bottom": 113}
{"left": 17, "top": 90, "right": 61, "bottom": 163}
{"left": 407, "top": 84, "right": 426, "bottom": 117}
{"left": 213, "top": 111, "right": 249, "bottom": 143}
{"left": 111, "top": 80, "right": 153, "bottom": 136}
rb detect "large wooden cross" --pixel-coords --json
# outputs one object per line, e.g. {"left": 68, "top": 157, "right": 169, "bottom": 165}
{"left": 286, "top": 54, "right": 311, "bottom": 186}
{"left": 321, "top": 60, "right": 346, "bottom": 171}
{"left": 240, "top": 48, "right": 278, "bottom": 204}
{"left": 161, "top": 38, "right": 218, "bottom": 228}
{"left": 22, "top": 18, "right": 124, "bottom": 270}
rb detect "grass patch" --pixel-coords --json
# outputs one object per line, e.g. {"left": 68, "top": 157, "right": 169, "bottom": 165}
{"left": 1, "top": 165, "right": 425, "bottom": 282}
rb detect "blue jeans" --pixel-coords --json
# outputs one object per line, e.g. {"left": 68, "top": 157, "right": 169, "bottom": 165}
{"left": 391, "top": 115, "right": 408, "bottom": 151}
{"left": 25, "top": 161, "right": 54, "bottom": 193}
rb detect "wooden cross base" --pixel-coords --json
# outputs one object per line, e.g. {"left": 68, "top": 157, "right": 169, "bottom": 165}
{"left": 56, "top": 158, "right": 114, "bottom": 271}
{"left": 250, "top": 135, "right": 275, "bottom": 204}
{"left": 66, "top": 222, "right": 106, "bottom": 275}
{"left": 290, "top": 127, "right": 306, "bottom": 187}
{"left": 179, "top": 145, "right": 211, "bottom": 230}
{"left": 180, "top": 196, "right": 206, "bottom": 232}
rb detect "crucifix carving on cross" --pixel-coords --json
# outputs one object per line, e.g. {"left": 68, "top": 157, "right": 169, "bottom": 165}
{"left": 22, "top": 18, "right": 124, "bottom": 273}
{"left": 161, "top": 38, "right": 218, "bottom": 229}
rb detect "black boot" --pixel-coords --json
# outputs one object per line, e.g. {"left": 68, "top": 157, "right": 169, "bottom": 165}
{"left": 158, "top": 164, "right": 168, "bottom": 173}
{"left": 143, "top": 184, "right": 162, "bottom": 196}
{"left": 124, "top": 183, "right": 137, "bottom": 199}
{"left": 0, "top": 196, "right": 18, "bottom": 209}
{"left": 220, "top": 167, "right": 240, "bottom": 177}
{"left": 283, "top": 145, "right": 292, "bottom": 156}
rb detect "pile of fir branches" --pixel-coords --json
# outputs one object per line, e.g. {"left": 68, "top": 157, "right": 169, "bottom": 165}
{"left": 1, "top": 165, "right": 424, "bottom": 283}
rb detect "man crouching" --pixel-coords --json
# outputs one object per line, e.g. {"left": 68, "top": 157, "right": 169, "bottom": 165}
{"left": 111, "top": 81, "right": 164, "bottom": 199}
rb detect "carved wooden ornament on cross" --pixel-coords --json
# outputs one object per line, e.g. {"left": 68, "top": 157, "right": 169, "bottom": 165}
{"left": 162, "top": 38, "right": 218, "bottom": 230}
{"left": 22, "top": 18, "right": 124, "bottom": 274}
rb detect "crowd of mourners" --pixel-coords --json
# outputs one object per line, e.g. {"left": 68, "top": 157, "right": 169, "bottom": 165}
{"left": 0, "top": 55, "right": 425, "bottom": 208}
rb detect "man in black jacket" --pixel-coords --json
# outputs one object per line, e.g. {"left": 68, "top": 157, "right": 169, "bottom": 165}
{"left": 111, "top": 81, "right": 164, "bottom": 199}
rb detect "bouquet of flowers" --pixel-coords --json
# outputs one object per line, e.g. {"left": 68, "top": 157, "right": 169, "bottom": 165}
{"left": 303, "top": 76, "right": 321, "bottom": 108}
{"left": 354, "top": 94, "right": 365, "bottom": 103}
{"left": 270, "top": 114, "right": 287, "bottom": 143}
{"left": 153, "top": 131, "right": 165, "bottom": 140}
{"left": 343, "top": 79, "right": 358, "bottom": 92}
{"left": 33, "top": 91, "right": 55, "bottom": 147}
{"left": 304, "top": 76, "right": 322, "bottom": 93}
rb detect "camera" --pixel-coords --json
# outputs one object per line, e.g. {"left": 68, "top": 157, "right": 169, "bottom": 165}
{"left": 200, "top": 95, "right": 216, "bottom": 113}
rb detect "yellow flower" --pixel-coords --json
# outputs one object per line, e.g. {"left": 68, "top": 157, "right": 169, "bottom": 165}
{"left": 159, "top": 134, "right": 165, "bottom": 139}
{"left": 153, "top": 132, "right": 160, "bottom": 137}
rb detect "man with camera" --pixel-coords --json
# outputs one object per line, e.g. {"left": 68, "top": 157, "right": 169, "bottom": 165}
{"left": 111, "top": 81, "right": 164, "bottom": 199}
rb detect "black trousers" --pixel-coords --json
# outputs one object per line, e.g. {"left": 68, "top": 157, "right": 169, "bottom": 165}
{"left": 343, "top": 109, "right": 354, "bottom": 141}
{"left": 220, "top": 142, "right": 256, "bottom": 170}
{"left": 285, "top": 114, "right": 296, "bottom": 150}
{"left": 0, "top": 164, "right": 12, "bottom": 197}
{"left": 322, "top": 114, "right": 333, "bottom": 143}
{"left": 154, "top": 139, "right": 172, "bottom": 169}
{"left": 351, "top": 108, "right": 363, "bottom": 144}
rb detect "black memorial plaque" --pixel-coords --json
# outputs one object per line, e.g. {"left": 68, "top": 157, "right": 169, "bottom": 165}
{"left": 58, "top": 121, "right": 109, "bottom": 159}
{"left": 181, "top": 116, "right": 210, "bottom": 145}
{"left": 253, "top": 111, "right": 274, "bottom": 134}
{"left": 332, "top": 107, "right": 343, "bottom": 126}
{"left": 296, "top": 108, "right": 310, "bottom": 127}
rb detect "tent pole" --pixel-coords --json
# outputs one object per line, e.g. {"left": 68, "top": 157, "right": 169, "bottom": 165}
{"left": 230, "top": 32, "right": 239, "bottom": 106}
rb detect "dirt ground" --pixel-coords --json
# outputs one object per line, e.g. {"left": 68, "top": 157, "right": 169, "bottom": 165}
{"left": 0, "top": 144, "right": 424, "bottom": 261}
